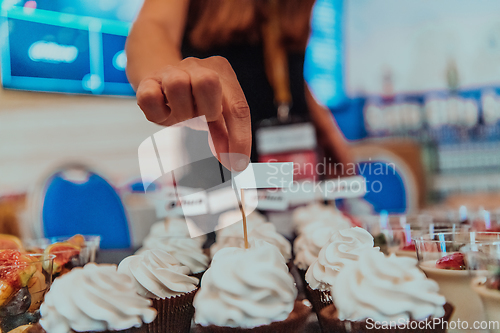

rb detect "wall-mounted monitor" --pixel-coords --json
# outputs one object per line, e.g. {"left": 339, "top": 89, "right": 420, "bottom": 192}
{"left": 0, "top": 0, "right": 143, "bottom": 95}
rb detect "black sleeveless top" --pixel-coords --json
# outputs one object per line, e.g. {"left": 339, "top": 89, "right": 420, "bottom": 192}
{"left": 181, "top": 41, "right": 309, "bottom": 161}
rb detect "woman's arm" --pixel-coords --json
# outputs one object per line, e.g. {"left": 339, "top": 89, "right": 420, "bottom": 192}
{"left": 125, "top": 0, "right": 252, "bottom": 171}
{"left": 125, "top": 0, "right": 188, "bottom": 88}
{"left": 305, "top": 84, "right": 354, "bottom": 178}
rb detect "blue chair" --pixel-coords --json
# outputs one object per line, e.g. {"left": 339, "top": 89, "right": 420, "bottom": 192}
{"left": 357, "top": 161, "right": 408, "bottom": 214}
{"left": 35, "top": 164, "right": 131, "bottom": 249}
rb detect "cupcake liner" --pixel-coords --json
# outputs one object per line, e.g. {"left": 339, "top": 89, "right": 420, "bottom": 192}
{"left": 306, "top": 285, "right": 333, "bottom": 314}
{"left": 190, "top": 271, "right": 205, "bottom": 285}
{"left": 297, "top": 268, "right": 307, "bottom": 293}
{"left": 317, "top": 302, "right": 454, "bottom": 333}
{"left": 26, "top": 324, "right": 149, "bottom": 333}
{"left": 79, "top": 328, "right": 147, "bottom": 333}
{"left": 146, "top": 288, "right": 198, "bottom": 333}
{"left": 28, "top": 320, "right": 149, "bottom": 333}
{"left": 195, "top": 300, "right": 311, "bottom": 333}
{"left": 286, "top": 260, "right": 294, "bottom": 272}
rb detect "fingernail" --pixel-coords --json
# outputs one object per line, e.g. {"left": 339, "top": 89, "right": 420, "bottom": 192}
{"left": 233, "top": 158, "right": 249, "bottom": 172}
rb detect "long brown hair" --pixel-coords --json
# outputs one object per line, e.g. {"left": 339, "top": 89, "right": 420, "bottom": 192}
{"left": 186, "top": 0, "right": 316, "bottom": 51}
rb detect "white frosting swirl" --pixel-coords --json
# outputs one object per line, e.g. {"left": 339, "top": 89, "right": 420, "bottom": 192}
{"left": 292, "top": 203, "right": 350, "bottom": 233}
{"left": 139, "top": 237, "right": 209, "bottom": 274}
{"left": 211, "top": 222, "right": 291, "bottom": 261}
{"left": 145, "top": 217, "right": 206, "bottom": 246}
{"left": 118, "top": 249, "right": 198, "bottom": 299}
{"left": 194, "top": 240, "right": 297, "bottom": 328}
{"left": 40, "top": 263, "right": 156, "bottom": 333}
{"left": 332, "top": 251, "right": 446, "bottom": 322}
{"left": 294, "top": 220, "right": 350, "bottom": 270}
{"left": 306, "top": 227, "right": 378, "bottom": 290}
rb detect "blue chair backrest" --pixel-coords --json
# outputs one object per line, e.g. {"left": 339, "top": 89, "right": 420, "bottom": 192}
{"left": 357, "top": 161, "right": 407, "bottom": 214}
{"left": 42, "top": 171, "right": 131, "bottom": 249}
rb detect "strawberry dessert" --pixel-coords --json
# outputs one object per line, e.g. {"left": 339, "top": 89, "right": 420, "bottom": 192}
{"left": 0, "top": 250, "right": 53, "bottom": 333}
{"left": 435, "top": 252, "right": 466, "bottom": 270}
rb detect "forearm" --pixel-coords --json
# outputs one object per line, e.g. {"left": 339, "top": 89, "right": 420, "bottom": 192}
{"left": 125, "top": 19, "right": 183, "bottom": 90}
{"left": 305, "top": 84, "right": 354, "bottom": 175}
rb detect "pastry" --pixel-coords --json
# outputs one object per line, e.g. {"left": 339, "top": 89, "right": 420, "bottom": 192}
{"left": 25, "top": 234, "right": 100, "bottom": 279}
{"left": 292, "top": 203, "right": 350, "bottom": 234}
{"left": 144, "top": 218, "right": 206, "bottom": 247}
{"left": 0, "top": 250, "right": 53, "bottom": 333}
{"left": 38, "top": 263, "right": 156, "bottom": 333}
{"left": 138, "top": 237, "right": 209, "bottom": 277}
{"left": 293, "top": 219, "right": 350, "bottom": 272}
{"left": 194, "top": 240, "right": 311, "bottom": 332}
{"left": 305, "top": 227, "right": 378, "bottom": 312}
{"left": 118, "top": 249, "right": 198, "bottom": 333}
{"left": 318, "top": 251, "right": 453, "bottom": 332}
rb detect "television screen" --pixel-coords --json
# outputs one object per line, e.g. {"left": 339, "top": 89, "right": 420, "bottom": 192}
{"left": 0, "top": 0, "right": 143, "bottom": 95}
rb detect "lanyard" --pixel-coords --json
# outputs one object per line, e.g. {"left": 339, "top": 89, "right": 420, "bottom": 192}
{"left": 261, "top": 0, "right": 292, "bottom": 122}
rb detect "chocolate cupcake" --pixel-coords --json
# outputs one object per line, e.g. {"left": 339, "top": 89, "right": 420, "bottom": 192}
{"left": 143, "top": 217, "right": 207, "bottom": 247}
{"left": 137, "top": 236, "right": 209, "bottom": 281}
{"left": 118, "top": 249, "right": 199, "bottom": 333}
{"left": 194, "top": 240, "right": 311, "bottom": 332}
{"left": 318, "top": 251, "right": 454, "bottom": 333}
{"left": 38, "top": 263, "right": 156, "bottom": 333}
{"left": 292, "top": 203, "right": 351, "bottom": 236}
{"left": 305, "top": 227, "right": 379, "bottom": 313}
{"left": 293, "top": 220, "right": 350, "bottom": 291}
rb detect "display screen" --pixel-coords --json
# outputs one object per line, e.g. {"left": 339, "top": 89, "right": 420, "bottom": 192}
{"left": 0, "top": 0, "right": 143, "bottom": 95}
{"left": 304, "top": 0, "right": 500, "bottom": 141}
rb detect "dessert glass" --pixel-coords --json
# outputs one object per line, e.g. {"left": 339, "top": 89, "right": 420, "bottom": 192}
{"left": 0, "top": 252, "right": 54, "bottom": 333}
{"left": 25, "top": 235, "right": 100, "bottom": 280}
{"left": 466, "top": 242, "right": 500, "bottom": 333}
{"left": 385, "top": 214, "right": 432, "bottom": 257}
{"left": 415, "top": 231, "right": 500, "bottom": 328}
{"left": 361, "top": 213, "right": 439, "bottom": 256}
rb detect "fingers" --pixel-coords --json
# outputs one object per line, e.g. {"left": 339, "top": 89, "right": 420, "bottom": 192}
{"left": 218, "top": 61, "right": 252, "bottom": 171}
{"left": 137, "top": 57, "right": 251, "bottom": 172}
{"left": 136, "top": 79, "right": 171, "bottom": 124}
{"left": 207, "top": 114, "right": 231, "bottom": 168}
{"left": 159, "top": 66, "right": 196, "bottom": 126}
{"left": 182, "top": 65, "right": 222, "bottom": 122}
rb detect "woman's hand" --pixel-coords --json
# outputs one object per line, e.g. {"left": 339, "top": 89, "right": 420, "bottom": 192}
{"left": 135, "top": 56, "right": 252, "bottom": 171}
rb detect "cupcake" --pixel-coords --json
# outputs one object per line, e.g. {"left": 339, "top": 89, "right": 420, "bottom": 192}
{"left": 138, "top": 237, "right": 209, "bottom": 279}
{"left": 211, "top": 222, "right": 291, "bottom": 263}
{"left": 194, "top": 240, "right": 311, "bottom": 332}
{"left": 292, "top": 203, "right": 350, "bottom": 234}
{"left": 118, "top": 249, "right": 199, "bottom": 333}
{"left": 305, "top": 227, "right": 378, "bottom": 312}
{"left": 293, "top": 219, "right": 350, "bottom": 286}
{"left": 38, "top": 263, "right": 156, "bottom": 333}
{"left": 144, "top": 217, "right": 207, "bottom": 247}
{"left": 318, "top": 251, "right": 453, "bottom": 333}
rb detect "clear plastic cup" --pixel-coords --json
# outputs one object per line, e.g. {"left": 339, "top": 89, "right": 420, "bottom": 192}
{"left": 359, "top": 213, "right": 433, "bottom": 255}
{"left": 0, "top": 251, "right": 54, "bottom": 332}
{"left": 414, "top": 231, "right": 500, "bottom": 328}
{"left": 25, "top": 235, "right": 100, "bottom": 279}
{"left": 463, "top": 241, "right": 500, "bottom": 332}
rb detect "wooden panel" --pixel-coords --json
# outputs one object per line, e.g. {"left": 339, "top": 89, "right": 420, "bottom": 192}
{"left": 0, "top": 90, "right": 183, "bottom": 194}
